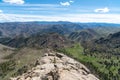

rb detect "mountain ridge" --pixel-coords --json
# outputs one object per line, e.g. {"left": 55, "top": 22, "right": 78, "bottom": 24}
{"left": 0, "top": 21, "right": 120, "bottom": 38}
{"left": 0, "top": 33, "right": 72, "bottom": 49}
{"left": 10, "top": 51, "right": 99, "bottom": 80}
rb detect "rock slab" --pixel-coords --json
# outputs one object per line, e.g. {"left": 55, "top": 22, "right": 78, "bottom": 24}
{"left": 10, "top": 52, "right": 99, "bottom": 80}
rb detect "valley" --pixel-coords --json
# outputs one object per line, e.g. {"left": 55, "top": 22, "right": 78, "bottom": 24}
{"left": 0, "top": 22, "right": 120, "bottom": 80}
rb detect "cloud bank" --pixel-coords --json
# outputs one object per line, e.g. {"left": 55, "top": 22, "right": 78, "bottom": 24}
{"left": 2, "top": 0, "right": 25, "bottom": 4}
{"left": 0, "top": 13, "right": 120, "bottom": 23}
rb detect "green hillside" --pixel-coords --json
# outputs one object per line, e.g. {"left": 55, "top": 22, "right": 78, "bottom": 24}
{"left": 57, "top": 44, "right": 120, "bottom": 80}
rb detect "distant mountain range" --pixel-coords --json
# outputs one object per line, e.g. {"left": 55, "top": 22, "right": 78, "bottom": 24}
{"left": 0, "top": 21, "right": 120, "bottom": 50}
{"left": 0, "top": 22, "right": 120, "bottom": 38}
{"left": 0, "top": 22, "right": 83, "bottom": 38}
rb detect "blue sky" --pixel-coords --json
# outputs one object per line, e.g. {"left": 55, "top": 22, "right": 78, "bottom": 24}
{"left": 0, "top": 0, "right": 120, "bottom": 23}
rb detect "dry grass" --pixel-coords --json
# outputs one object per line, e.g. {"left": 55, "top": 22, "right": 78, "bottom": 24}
{"left": 0, "top": 44, "right": 15, "bottom": 63}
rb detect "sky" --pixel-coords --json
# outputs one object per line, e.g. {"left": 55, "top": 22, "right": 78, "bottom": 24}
{"left": 0, "top": 0, "right": 120, "bottom": 23}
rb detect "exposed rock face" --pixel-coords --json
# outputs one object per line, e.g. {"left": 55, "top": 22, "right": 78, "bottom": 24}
{"left": 10, "top": 52, "right": 99, "bottom": 80}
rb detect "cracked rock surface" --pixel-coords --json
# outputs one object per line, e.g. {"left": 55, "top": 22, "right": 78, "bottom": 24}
{"left": 10, "top": 52, "right": 99, "bottom": 80}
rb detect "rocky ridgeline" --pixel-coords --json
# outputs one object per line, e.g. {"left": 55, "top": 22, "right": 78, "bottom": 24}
{"left": 10, "top": 52, "right": 99, "bottom": 80}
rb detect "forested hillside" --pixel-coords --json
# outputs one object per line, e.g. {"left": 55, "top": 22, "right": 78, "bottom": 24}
{"left": 0, "top": 22, "right": 120, "bottom": 80}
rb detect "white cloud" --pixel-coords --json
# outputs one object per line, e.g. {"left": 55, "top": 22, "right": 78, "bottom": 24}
{"left": 2, "top": 0, "right": 24, "bottom": 4}
{"left": 60, "top": 0, "right": 74, "bottom": 6}
{"left": 0, "top": 10, "right": 3, "bottom": 13}
{"left": 60, "top": 2, "right": 70, "bottom": 6}
{"left": 94, "top": 7, "right": 110, "bottom": 13}
{"left": 64, "top": 14, "right": 120, "bottom": 23}
{"left": 69, "top": 0, "right": 74, "bottom": 3}
{"left": 0, "top": 13, "right": 120, "bottom": 23}
{"left": 20, "top": 4, "right": 59, "bottom": 7}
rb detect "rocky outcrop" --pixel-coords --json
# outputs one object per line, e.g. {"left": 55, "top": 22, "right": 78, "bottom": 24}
{"left": 10, "top": 52, "right": 99, "bottom": 80}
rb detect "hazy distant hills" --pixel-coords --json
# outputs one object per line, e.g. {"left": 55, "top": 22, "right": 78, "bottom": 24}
{"left": 0, "top": 21, "right": 120, "bottom": 50}
{"left": 0, "top": 21, "right": 120, "bottom": 49}
{"left": 0, "top": 22, "right": 83, "bottom": 38}
{"left": 0, "top": 22, "right": 120, "bottom": 38}
{"left": 78, "top": 23, "right": 120, "bottom": 36}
